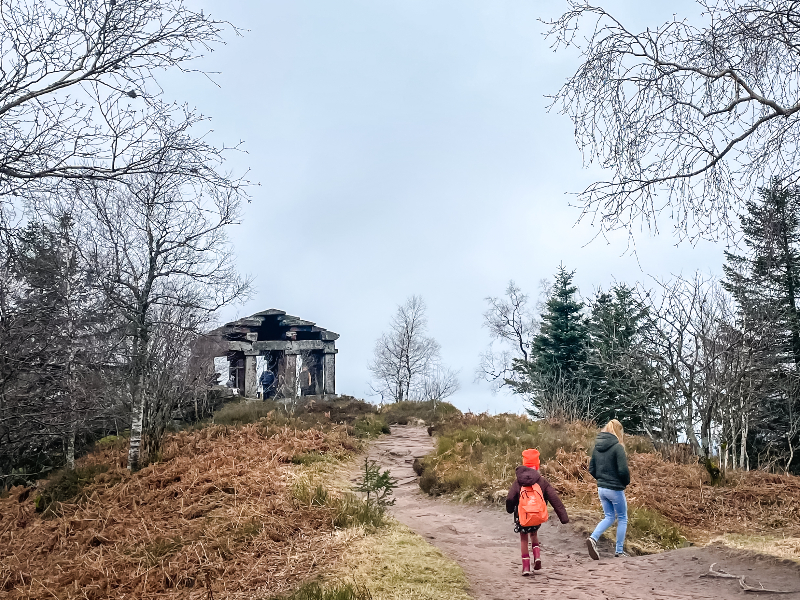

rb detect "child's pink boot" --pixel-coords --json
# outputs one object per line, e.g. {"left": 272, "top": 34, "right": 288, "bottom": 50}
{"left": 533, "top": 546, "right": 542, "bottom": 571}
{"left": 521, "top": 557, "right": 531, "bottom": 576}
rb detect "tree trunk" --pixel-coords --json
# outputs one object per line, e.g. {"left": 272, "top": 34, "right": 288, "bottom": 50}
{"left": 739, "top": 409, "right": 749, "bottom": 470}
{"left": 63, "top": 236, "right": 77, "bottom": 471}
{"left": 685, "top": 393, "right": 701, "bottom": 454}
{"left": 127, "top": 316, "right": 149, "bottom": 471}
{"left": 127, "top": 375, "right": 145, "bottom": 471}
{"left": 66, "top": 422, "right": 76, "bottom": 470}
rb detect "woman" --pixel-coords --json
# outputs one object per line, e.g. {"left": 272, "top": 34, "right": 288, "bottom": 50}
{"left": 586, "top": 419, "right": 630, "bottom": 559}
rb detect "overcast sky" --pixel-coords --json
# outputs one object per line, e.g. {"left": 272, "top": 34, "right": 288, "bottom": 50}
{"left": 173, "top": 0, "right": 723, "bottom": 413}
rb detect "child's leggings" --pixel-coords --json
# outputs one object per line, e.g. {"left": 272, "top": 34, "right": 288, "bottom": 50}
{"left": 520, "top": 531, "right": 540, "bottom": 558}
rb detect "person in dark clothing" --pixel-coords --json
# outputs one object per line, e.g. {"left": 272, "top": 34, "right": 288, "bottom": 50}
{"left": 506, "top": 448, "right": 569, "bottom": 576}
{"left": 586, "top": 419, "right": 631, "bottom": 559}
{"left": 258, "top": 369, "right": 275, "bottom": 398}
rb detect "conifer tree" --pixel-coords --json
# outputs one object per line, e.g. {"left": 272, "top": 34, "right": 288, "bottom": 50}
{"left": 531, "top": 265, "right": 588, "bottom": 376}
{"left": 586, "top": 285, "right": 657, "bottom": 432}
{"left": 723, "top": 179, "right": 800, "bottom": 365}
{"left": 509, "top": 266, "right": 590, "bottom": 419}
{"left": 723, "top": 178, "right": 800, "bottom": 471}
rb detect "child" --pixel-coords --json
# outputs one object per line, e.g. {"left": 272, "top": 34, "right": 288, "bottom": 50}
{"left": 506, "top": 448, "right": 569, "bottom": 576}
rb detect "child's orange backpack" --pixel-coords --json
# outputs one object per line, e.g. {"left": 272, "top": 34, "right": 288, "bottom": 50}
{"left": 518, "top": 483, "right": 549, "bottom": 527}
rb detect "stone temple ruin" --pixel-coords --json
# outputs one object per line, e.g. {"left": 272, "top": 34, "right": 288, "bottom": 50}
{"left": 211, "top": 309, "right": 338, "bottom": 398}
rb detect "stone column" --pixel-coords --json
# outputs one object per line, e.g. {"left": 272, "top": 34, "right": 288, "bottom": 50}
{"left": 283, "top": 353, "right": 297, "bottom": 397}
{"left": 244, "top": 355, "right": 258, "bottom": 398}
{"left": 322, "top": 345, "right": 337, "bottom": 395}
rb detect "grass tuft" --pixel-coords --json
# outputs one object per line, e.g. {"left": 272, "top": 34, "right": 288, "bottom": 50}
{"left": 381, "top": 400, "right": 461, "bottom": 425}
{"left": 627, "top": 507, "right": 687, "bottom": 551}
{"left": 128, "top": 536, "right": 185, "bottom": 568}
{"left": 292, "top": 476, "right": 387, "bottom": 529}
{"left": 331, "top": 520, "right": 471, "bottom": 600}
{"left": 332, "top": 494, "right": 386, "bottom": 529}
{"left": 270, "top": 581, "right": 372, "bottom": 600}
{"left": 353, "top": 415, "right": 391, "bottom": 438}
{"left": 292, "top": 452, "right": 329, "bottom": 466}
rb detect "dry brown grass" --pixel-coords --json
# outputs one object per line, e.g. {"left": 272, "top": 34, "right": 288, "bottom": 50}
{"left": 0, "top": 420, "right": 362, "bottom": 599}
{"left": 542, "top": 448, "right": 800, "bottom": 541}
{"left": 416, "top": 413, "right": 800, "bottom": 558}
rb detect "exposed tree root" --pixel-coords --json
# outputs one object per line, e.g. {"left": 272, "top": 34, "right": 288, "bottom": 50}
{"left": 700, "top": 563, "right": 798, "bottom": 594}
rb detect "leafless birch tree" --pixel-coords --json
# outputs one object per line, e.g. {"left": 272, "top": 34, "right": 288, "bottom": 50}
{"left": 547, "top": 0, "right": 800, "bottom": 240}
{"left": 0, "top": 0, "right": 243, "bottom": 199}
{"left": 81, "top": 149, "right": 249, "bottom": 470}
{"left": 477, "top": 281, "right": 538, "bottom": 390}
{"left": 369, "top": 296, "right": 445, "bottom": 404}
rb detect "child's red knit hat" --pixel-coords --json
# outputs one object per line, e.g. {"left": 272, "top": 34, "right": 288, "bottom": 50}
{"left": 522, "top": 448, "right": 540, "bottom": 470}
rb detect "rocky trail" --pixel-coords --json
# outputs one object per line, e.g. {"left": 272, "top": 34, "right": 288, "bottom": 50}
{"left": 367, "top": 426, "right": 800, "bottom": 600}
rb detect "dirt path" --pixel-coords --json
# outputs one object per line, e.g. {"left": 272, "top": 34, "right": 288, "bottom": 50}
{"left": 367, "top": 426, "right": 800, "bottom": 600}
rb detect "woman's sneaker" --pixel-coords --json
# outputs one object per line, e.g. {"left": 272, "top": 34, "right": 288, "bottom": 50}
{"left": 614, "top": 551, "right": 631, "bottom": 558}
{"left": 586, "top": 537, "right": 600, "bottom": 560}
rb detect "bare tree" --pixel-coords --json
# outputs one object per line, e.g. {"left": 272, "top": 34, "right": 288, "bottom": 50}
{"left": 0, "top": 0, "right": 243, "bottom": 199}
{"left": 273, "top": 352, "right": 318, "bottom": 414}
{"left": 369, "top": 296, "right": 442, "bottom": 403}
{"left": 477, "top": 280, "right": 538, "bottom": 390}
{"left": 512, "top": 366, "right": 593, "bottom": 422}
{"left": 82, "top": 149, "right": 249, "bottom": 470}
{"left": 420, "top": 365, "right": 460, "bottom": 413}
{"left": 645, "top": 274, "right": 720, "bottom": 455}
{"left": 546, "top": 0, "right": 800, "bottom": 239}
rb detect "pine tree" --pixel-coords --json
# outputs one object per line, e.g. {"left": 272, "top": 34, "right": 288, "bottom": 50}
{"left": 586, "top": 284, "right": 658, "bottom": 432}
{"left": 722, "top": 178, "right": 800, "bottom": 472}
{"left": 509, "top": 266, "right": 591, "bottom": 419}
{"left": 531, "top": 265, "right": 588, "bottom": 377}
{"left": 723, "top": 178, "right": 800, "bottom": 365}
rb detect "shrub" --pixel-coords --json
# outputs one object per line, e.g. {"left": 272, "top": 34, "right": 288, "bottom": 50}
{"left": 353, "top": 415, "right": 390, "bottom": 438}
{"left": 624, "top": 435, "right": 656, "bottom": 454}
{"left": 418, "top": 469, "right": 438, "bottom": 495}
{"left": 627, "top": 507, "right": 686, "bottom": 551}
{"left": 95, "top": 435, "right": 121, "bottom": 446}
{"left": 352, "top": 458, "right": 397, "bottom": 507}
{"left": 213, "top": 396, "right": 387, "bottom": 434}
{"left": 381, "top": 400, "right": 461, "bottom": 425}
{"left": 419, "top": 415, "right": 595, "bottom": 499}
{"left": 35, "top": 464, "right": 112, "bottom": 515}
{"left": 213, "top": 399, "right": 281, "bottom": 426}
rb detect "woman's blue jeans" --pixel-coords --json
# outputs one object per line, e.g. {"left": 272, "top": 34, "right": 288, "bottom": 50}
{"left": 590, "top": 487, "right": 628, "bottom": 553}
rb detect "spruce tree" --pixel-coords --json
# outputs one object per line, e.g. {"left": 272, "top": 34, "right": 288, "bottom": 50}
{"left": 723, "top": 178, "right": 800, "bottom": 365}
{"left": 509, "top": 265, "right": 589, "bottom": 414}
{"left": 723, "top": 178, "right": 800, "bottom": 471}
{"left": 531, "top": 265, "right": 588, "bottom": 377}
{"left": 586, "top": 284, "right": 657, "bottom": 432}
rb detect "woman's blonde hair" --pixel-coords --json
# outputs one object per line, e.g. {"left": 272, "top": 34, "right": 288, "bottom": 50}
{"left": 601, "top": 419, "right": 625, "bottom": 447}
